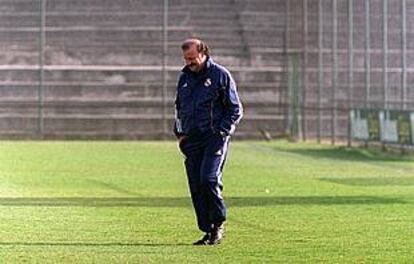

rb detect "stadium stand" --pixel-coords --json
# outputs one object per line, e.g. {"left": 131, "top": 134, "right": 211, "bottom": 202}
{"left": 0, "top": 0, "right": 287, "bottom": 139}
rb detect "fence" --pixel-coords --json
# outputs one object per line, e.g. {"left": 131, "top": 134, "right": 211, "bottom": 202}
{"left": 287, "top": 0, "right": 414, "bottom": 145}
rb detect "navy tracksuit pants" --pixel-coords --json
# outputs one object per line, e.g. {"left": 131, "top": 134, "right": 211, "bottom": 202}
{"left": 179, "top": 132, "right": 229, "bottom": 233}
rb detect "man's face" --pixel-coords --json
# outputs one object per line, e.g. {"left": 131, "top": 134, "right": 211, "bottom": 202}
{"left": 183, "top": 44, "right": 206, "bottom": 72}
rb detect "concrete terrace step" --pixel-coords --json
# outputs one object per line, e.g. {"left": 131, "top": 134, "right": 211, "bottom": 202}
{"left": 0, "top": 113, "right": 283, "bottom": 124}
{"left": 237, "top": 0, "right": 285, "bottom": 11}
{"left": 0, "top": 63, "right": 283, "bottom": 71}
{"left": 169, "top": 0, "right": 235, "bottom": 5}
{"left": 0, "top": 66, "right": 283, "bottom": 84}
{"left": 0, "top": 113, "right": 285, "bottom": 137}
{"left": 0, "top": 25, "right": 192, "bottom": 33}
{"left": 0, "top": 10, "right": 239, "bottom": 24}
{"left": 0, "top": 46, "right": 282, "bottom": 66}
{"left": 0, "top": 27, "right": 243, "bottom": 44}
{"left": 0, "top": 50, "right": 39, "bottom": 65}
{"left": 0, "top": 51, "right": 249, "bottom": 67}
{"left": 240, "top": 12, "right": 286, "bottom": 28}
{"left": 0, "top": 25, "right": 241, "bottom": 34}
{"left": 0, "top": 79, "right": 284, "bottom": 92}
{"left": 41, "top": 44, "right": 245, "bottom": 56}
{"left": 0, "top": 86, "right": 285, "bottom": 109}
{"left": 0, "top": 80, "right": 284, "bottom": 91}
{"left": 0, "top": 8, "right": 238, "bottom": 17}
{"left": 47, "top": 0, "right": 168, "bottom": 12}
{"left": 0, "top": 0, "right": 240, "bottom": 12}
{"left": 0, "top": 6, "right": 238, "bottom": 21}
{"left": 0, "top": 12, "right": 191, "bottom": 28}
{"left": 43, "top": 36, "right": 244, "bottom": 46}
{"left": 43, "top": 33, "right": 242, "bottom": 46}
{"left": 0, "top": 117, "right": 285, "bottom": 140}
{"left": 0, "top": 98, "right": 282, "bottom": 112}
{"left": 49, "top": 51, "right": 245, "bottom": 66}
{"left": 44, "top": 1, "right": 236, "bottom": 12}
{"left": 44, "top": 42, "right": 245, "bottom": 53}
{"left": 0, "top": 1, "right": 39, "bottom": 12}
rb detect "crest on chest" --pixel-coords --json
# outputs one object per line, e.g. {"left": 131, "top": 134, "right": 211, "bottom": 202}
{"left": 204, "top": 78, "right": 212, "bottom": 87}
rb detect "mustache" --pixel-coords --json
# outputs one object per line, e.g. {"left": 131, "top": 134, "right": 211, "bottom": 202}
{"left": 187, "top": 63, "right": 197, "bottom": 67}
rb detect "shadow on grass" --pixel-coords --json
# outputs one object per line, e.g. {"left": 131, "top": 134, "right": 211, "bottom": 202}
{"left": 0, "top": 196, "right": 406, "bottom": 207}
{"left": 320, "top": 177, "right": 414, "bottom": 186}
{"left": 0, "top": 242, "right": 189, "bottom": 247}
{"left": 259, "top": 144, "right": 413, "bottom": 163}
{"left": 85, "top": 179, "right": 140, "bottom": 196}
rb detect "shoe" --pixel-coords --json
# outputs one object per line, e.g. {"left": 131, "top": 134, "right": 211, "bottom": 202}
{"left": 193, "top": 233, "right": 210, "bottom": 245}
{"left": 208, "top": 222, "right": 224, "bottom": 245}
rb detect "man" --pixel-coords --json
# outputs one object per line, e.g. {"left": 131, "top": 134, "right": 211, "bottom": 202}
{"left": 174, "top": 38, "right": 243, "bottom": 245}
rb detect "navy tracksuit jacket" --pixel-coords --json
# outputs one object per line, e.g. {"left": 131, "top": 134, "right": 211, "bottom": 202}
{"left": 174, "top": 56, "right": 243, "bottom": 233}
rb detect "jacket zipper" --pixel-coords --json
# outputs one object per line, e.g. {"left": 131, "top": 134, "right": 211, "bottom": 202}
{"left": 191, "top": 83, "right": 197, "bottom": 130}
{"left": 209, "top": 101, "right": 214, "bottom": 130}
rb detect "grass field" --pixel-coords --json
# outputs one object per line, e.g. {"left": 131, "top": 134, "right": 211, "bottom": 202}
{"left": 0, "top": 140, "right": 413, "bottom": 263}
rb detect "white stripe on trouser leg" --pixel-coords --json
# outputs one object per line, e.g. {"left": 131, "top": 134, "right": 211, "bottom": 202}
{"left": 176, "top": 118, "right": 182, "bottom": 133}
{"left": 229, "top": 124, "right": 236, "bottom": 135}
{"left": 215, "top": 137, "right": 229, "bottom": 188}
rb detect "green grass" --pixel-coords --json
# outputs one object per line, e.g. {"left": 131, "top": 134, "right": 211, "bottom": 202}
{"left": 0, "top": 140, "right": 413, "bottom": 263}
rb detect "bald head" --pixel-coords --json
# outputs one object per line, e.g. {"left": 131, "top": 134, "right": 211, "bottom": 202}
{"left": 181, "top": 38, "right": 209, "bottom": 72}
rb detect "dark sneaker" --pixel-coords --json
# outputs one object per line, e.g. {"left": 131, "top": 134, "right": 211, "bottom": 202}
{"left": 208, "top": 222, "right": 224, "bottom": 245}
{"left": 193, "top": 233, "right": 210, "bottom": 245}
